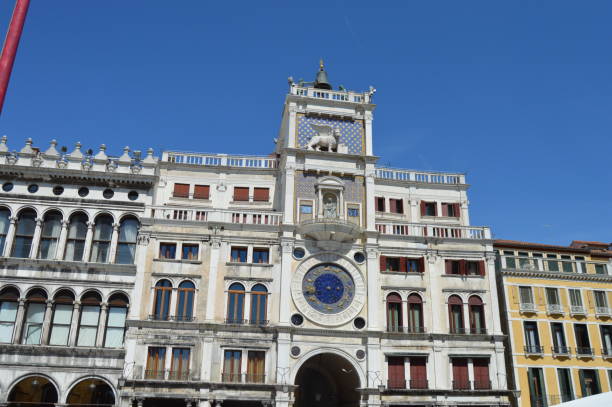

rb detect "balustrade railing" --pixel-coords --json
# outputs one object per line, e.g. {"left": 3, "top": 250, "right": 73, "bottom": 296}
{"left": 150, "top": 206, "right": 282, "bottom": 226}
{"left": 575, "top": 347, "right": 593, "bottom": 357}
{"left": 376, "top": 222, "right": 490, "bottom": 240}
{"left": 546, "top": 304, "right": 564, "bottom": 315}
{"left": 165, "top": 152, "right": 277, "bottom": 169}
{"left": 595, "top": 306, "right": 612, "bottom": 317}
{"left": 221, "top": 373, "right": 266, "bottom": 384}
{"left": 290, "top": 84, "right": 370, "bottom": 103}
{"left": 144, "top": 369, "right": 192, "bottom": 381}
{"left": 519, "top": 303, "right": 538, "bottom": 313}
{"left": 375, "top": 167, "right": 465, "bottom": 185}
{"left": 552, "top": 345, "right": 571, "bottom": 356}
{"left": 570, "top": 306, "right": 587, "bottom": 316}
{"left": 524, "top": 345, "right": 544, "bottom": 355}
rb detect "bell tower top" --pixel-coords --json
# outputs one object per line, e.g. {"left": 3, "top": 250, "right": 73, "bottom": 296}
{"left": 314, "top": 59, "right": 332, "bottom": 90}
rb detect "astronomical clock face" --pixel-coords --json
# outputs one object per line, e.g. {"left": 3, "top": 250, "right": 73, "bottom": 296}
{"left": 301, "top": 263, "right": 355, "bottom": 314}
{"left": 291, "top": 253, "right": 366, "bottom": 326}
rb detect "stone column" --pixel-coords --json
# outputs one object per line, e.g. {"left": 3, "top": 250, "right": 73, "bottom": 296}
{"left": 366, "top": 247, "right": 380, "bottom": 329}
{"left": 96, "top": 303, "right": 108, "bottom": 347}
{"left": 82, "top": 221, "right": 95, "bottom": 262}
{"left": 29, "top": 218, "right": 43, "bottom": 259}
{"left": 108, "top": 223, "right": 120, "bottom": 263}
{"left": 68, "top": 302, "right": 81, "bottom": 346}
{"left": 401, "top": 299, "right": 408, "bottom": 333}
{"left": 467, "top": 358, "right": 475, "bottom": 390}
{"left": 198, "top": 401, "right": 211, "bottom": 407}
{"left": 40, "top": 300, "right": 54, "bottom": 345}
{"left": 205, "top": 237, "right": 221, "bottom": 322}
{"left": 278, "top": 240, "right": 293, "bottom": 325}
{"left": 12, "top": 299, "right": 26, "bottom": 343}
{"left": 364, "top": 111, "right": 373, "bottom": 156}
{"left": 55, "top": 220, "right": 69, "bottom": 260}
{"left": 485, "top": 253, "right": 503, "bottom": 335}
{"left": 2, "top": 217, "right": 17, "bottom": 257}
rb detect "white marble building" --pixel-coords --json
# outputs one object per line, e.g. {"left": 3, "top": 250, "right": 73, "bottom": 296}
{"left": 0, "top": 64, "right": 511, "bottom": 407}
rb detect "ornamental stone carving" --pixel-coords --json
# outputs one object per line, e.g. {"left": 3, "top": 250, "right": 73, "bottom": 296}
{"left": 306, "top": 125, "right": 340, "bottom": 152}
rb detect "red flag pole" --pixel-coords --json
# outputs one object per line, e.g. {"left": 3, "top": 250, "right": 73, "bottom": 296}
{"left": 0, "top": 0, "right": 30, "bottom": 115}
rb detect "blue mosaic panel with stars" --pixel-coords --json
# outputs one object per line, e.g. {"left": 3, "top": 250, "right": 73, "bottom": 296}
{"left": 302, "top": 263, "right": 355, "bottom": 314}
{"left": 297, "top": 116, "right": 364, "bottom": 155}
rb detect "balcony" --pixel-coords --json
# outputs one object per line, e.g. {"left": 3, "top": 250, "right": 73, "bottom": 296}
{"left": 552, "top": 346, "right": 571, "bottom": 357}
{"left": 224, "top": 318, "right": 269, "bottom": 326}
{"left": 387, "top": 378, "right": 406, "bottom": 389}
{"left": 595, "top": 307, "right": 612, "bottom": 318}
{"left": 221, "top": 373, "right": 266, "bottom": 384}
{"left": 570, "top": 306, "right": 587, "bottom": 316}
{"left": 376, "top": 222, "right": 490, "bottom": 240}
{"left": 386, "top": 326, "right": 427, "bottom": 334}
{"left": 546, "top": 304, "right": 564, "bottom": 315}
{"left": 150, "top": 206, "right": 282, "bottom": 226}
{"left": 470, "top": 327, "right": 488, "bottom": 335}
{"left": 575, "top": 347, "right": 594, "bottom": 358}
{"left": 298, "top": 217, "right": 362, "bottom": 244}
{"left": 144, "top": 369, "right": 193, "bottom": 381}
{"left": 524, "top": 345, "right": 544, "bottom": 356}
{"left": 289, "top": 84, "right": 371, "bottom": 104}
{"left": 452, "top": 380, "right": 472, "bottom": 390}
{"left": 374, "top": 167, "right": 465, "bottom": 185}
{"left": 148, "top": 315, "right": 196, "bottom": 322}
{"left": 409, "top": 379, "right": 429, "bottom": 389}
{"left": 519, "top": 303, "right": 538, "bottom": 313}
{"left": 474, "top": 379, "right": 492, "bottom": 390}
{"left": 165, "top": 151, "right": 278, "bottom": 169}
{"left": 450, "top": 327, "right": 468, "bottom": 335}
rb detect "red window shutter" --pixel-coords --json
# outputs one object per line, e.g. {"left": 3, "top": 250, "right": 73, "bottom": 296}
{"left": 193, "top": 185, "right": 210, "bottom": 199}
{"left": 442, "top": 203, "right": 449, "bottom": 217}
{"left": 396, "top": 199, "right": 403, "bottom": 214}
{"left": 420, "top": 201, "right": 426, "bottom": 216}
{"left": 410, "top": 357, "right": 427, "bottom": 382}
{"left": 253, "top": 188, "right": 269, "bottom": 202}
{"left": 233, "top": 187, "right": 249, "bottom": 201}
{"left": 459, "top": 260, "right": 467, "bottom": 275}
{"left": 452, "top": 358, "right": 468, "bottom": 383}
{"left": 478, "top": 260, "right": 486, "bottom": 276}
{"left": 418, "top": 258, "right": 425, "bottom": 273}
{"left": 445, "top": 260, "right": 452, "bottom": 275}
{"left": 400, "top": 257, "right": 408, "bottom": 273}
{"left": 453, "top": 203, "right": 461, "bottom": 218}
{"left": 375, "top": 197, "right": 380, "bottom": 212}
{"left": 473, "top": 359, "right": 489, "bottom": 385}
{"left": 388, "top": 357, "right": 405, "bottom": 385}
{"left": 379, "top": 255, "right": 387, "bottom": 272}
{"left": 390, "top": 199, "right": 397, "bottom": 214}
{"left": 173, "top": 183, "right": 189, "bottom": 198}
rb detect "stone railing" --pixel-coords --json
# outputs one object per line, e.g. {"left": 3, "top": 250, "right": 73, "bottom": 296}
{"left": 150, "top": 206, "right": 282, "bottom": 226}
{"left": 289, "top": 84, "right": 371, "bottom": 104}
{"left": 546, "top": 304, "right": 564, "bottom": 315}
{"left": 375, "top": 167, "right": 465, "bottom": 185}
{"left": 163, "top": 151, "right": 277, "bottom": 169}
{"left": 376, "top": 222, "right": 490, "bottom": 240}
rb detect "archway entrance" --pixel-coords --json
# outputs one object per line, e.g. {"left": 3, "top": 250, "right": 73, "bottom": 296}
{"left": 67, "top": 378, "right": 115, "bottom": 407}
{"left": 294, "top": 353, "right": 360, "bottom": 407}
{"left": 8, "top": 376, "right": 58, "bottom": 407}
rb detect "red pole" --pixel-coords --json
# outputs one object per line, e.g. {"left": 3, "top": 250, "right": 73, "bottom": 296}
{"left": 0, "top": 0, "right": 30, "bottom": 114}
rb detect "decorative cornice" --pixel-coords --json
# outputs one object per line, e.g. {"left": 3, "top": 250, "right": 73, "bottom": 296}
{"left": 501, "top": 269, "right": 612, "bottom": 282}
{"left": 0, "top": 257, "right": 137, "bottom": 276}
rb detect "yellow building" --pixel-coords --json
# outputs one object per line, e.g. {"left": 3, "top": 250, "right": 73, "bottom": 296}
{"left": 495, "top": 240, "right": 612, "bottom": 407}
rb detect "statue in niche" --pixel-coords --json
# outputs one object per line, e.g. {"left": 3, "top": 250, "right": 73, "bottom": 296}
{"left": 307, "top": 125, "right": 340, "bottom": 152}
{"left": 323, "top": 194, "right": 338, "bottom": 219}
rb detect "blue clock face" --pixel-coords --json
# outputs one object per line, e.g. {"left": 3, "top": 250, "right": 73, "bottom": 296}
{"left": 302, "top": 263, "right": 355, "bottom": 314}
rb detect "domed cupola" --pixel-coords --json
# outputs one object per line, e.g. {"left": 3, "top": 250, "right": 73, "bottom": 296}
{"left": 314, "top": 59, "right": 332, "bottom": 90}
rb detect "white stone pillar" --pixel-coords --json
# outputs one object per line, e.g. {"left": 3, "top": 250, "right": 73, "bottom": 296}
{"left": 12, "top": 299, "right": 26, "bottom": 343}
{"left": 278, "top": 241, "right": 293, "bottom": 325}
{"left": 200, "top": 337, "right": 214, "bottom": 381}
{"left": 244, "top": 288, "right": 252, "bottom": 324}
{"left": 467, "top": 358, "right": 475, "bottom": 390}
{"left": 2, "top": 217, "right": 17, "bottom": 257}
{"left": 366, "top": 336, "right": 382, "bottom": 388}
{"left": 29, "top": 218, "right": 43, "bottom": 259}
{"left": 82, "top": 221, "right": 95, "bottom": 262}
{"left": 366, "top": 247, "right": 380, "bottom": 329}
{"left": 282, "top": 160, "right": 296, "bottom": 225}
{"left": 55, "top": 220, "right": 69, "bottom": 260}
{"left": 68, "top": 302, "right": 81, "bottom": 346}
{"left": 205, "top": 237, "right": 222, "bottom": 321}
{"left": 198, "top": 401, "right": 211, "bottom": 407}
{"left": 401, "top": 299, "right": 408, "bottom": 333}
{"left": 108, "top": 223, "right": 120, "bottom": 263}
{"left": 286, "top": 105, "right": 297, "bottom": 148}
{"left": 40, "top": 300, "right": 54, "bottom": 345}
{"left": 364, "top": 112, "right": 374, "bottom": 156}
{"left": 486, "top": 253, "right": 503, "bottom": 335}
{"left": 409, "top": 199, "right": 419, "bottom": 223}
{"left": 96, "top": 303, "right": 108, "bottom": 347}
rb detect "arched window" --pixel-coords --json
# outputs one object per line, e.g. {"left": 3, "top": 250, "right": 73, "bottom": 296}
{"left": 8, "top": 376, "right": 58, "bottom": 407}
{"left": 22, "top": 289, "right": 47, "bottom": 344}
{"left": 0, "top": 287, "right": 19, "bottom": 343}
{"left": 49, "top": 290, "right": 74, "bottom": 346}
{"left": 38, "top": 211, "right": 62, "bottom": 260}
{"left": 469, "top": 296, "right": 486, "bottom": 334}
{"left": 65, "top": 212, "right": 88, "bottom": 261}
{"left": 407, "top": 293, "right": 424, "bottom": 333}
{"left": 386, "top": 293, "right": 403, "bottom": 332}
{"left": 11, "top": 209, "right": 36, "bottom": 258}
{"left": 448, "top": 295, "right": 464, "bottom": 334}
{"left": 0, "top": 207, "right": 11, "bottom": 255}
{"left": 250, "top": 284, "right": 267, "bottom": 325}
{"left": 66, "top": 378, "right": 114, "bottom": 407}
{"left": 90, "top": 214, "right": 113, "bottom": 263}
{"left": 176, "top": 281, "right": 195, "bottom": 322}
{"left": 115, "top": 217, "right": 139, "bottom": 264}
{"left": 77, "top": 291, "right": 101, "bottom": 347}
{"left": 152, "top": 280, "right": 172, "bottom": 321}
{"left": 104, "top": 293, "right": 129, "bottom": 348}
{"left": 227, "top": 283, "right": 245, "bottom": 324}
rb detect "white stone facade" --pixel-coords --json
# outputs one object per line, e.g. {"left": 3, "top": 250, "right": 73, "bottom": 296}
{"left": 0, "top": 70, "right": 510, "bottom": 407}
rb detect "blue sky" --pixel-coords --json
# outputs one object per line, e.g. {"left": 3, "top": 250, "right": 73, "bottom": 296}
{"left": 1, "top": 1, "right": 610, "bottom": 245}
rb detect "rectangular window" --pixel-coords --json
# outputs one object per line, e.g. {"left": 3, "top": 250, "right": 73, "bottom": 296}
{"left": 561, "top": 255, "right": 574, "bottom": 273}
{"left": 347, "top": 204, "right": 360, "bottom": 225}
{"left": 233, "top": 187, "right": 249, "bottom": 202}
{"left": 375, "top": 197, "right": 385, "bottom": 212}
{"left": 504, "top": 251, "right": 516, "bottom": 269}
{"left": 409, "top": 357, "right": 427, "bottom": 389}
{"left": 223, "top": 350, "right": 242, "bottom": 382}
{"left": 173, "top": 183, "right": 189, "bottom": 198}
{"left": 575, "top": 256, "right": 587, "bottom": 273}
{"left": 594, "top": 291, "right": 608, "bottom": 308}
{"left": 442, "top": 203, "right": 460, "bottom": 217}
{"left": 558, "top": 368, "right": 574, "bottom": 402}
{"left": 580, "top": 369, "right": 601, "bottom": 397}
{"left": 546, "top": 288, "right": 560, "bottom": 305}
{"left": 253, "top": 248, "right": 269, "bottom": 264}
{"left": 601, "top": 326, "right": 612, "bottom": 355}
{"left": 230, "top": 246, "right": 248, "bottom": 263}
{"left": 421, "top": 201, "right": 437, "bottom": 217}
{"left": 159, "top": 243, "right": 177, "bottom": 259}
{"left": 445, "top": 260, "right": 461, "bottom": 275}
{"left": 104, "top": 306, "right": 127, "bottom": 348}
{"left": 387, "top": 356, "right": 405, "bottom": 389}
{"left": 406, "top": 258, "right": 424, "bottom": 273}
{"left": 347, "top": 207, "right": 359, "bottom": 217}
{"left": 171, "top": 348, "right": 190, "bottom": 380}
{"left": 473, "top": 358, "right": 491, "bottom": 390}
{"left": 0, "top": 301, "right": 17, "bottom": 343}
{"left": 246, "top": 350, "right": 266, "bottom": 383}
{"left": 466, "top": 261, "right": 483, "bottom": 276}
{"left": 518, "top": 252, "right": 531, "bottom": 269}
{"left": 299, "top": 201, "right": 313, "bottom": 222}
{"left": 389, "top": 198, "right": 403, "bottom": 214}
{"left": 551, "top": 323, "right": 567, "bottom": 353}
{"left": 253, "top": 187, "right": 270, "bottom": 202}
{"left": 524, "top": 321, "right": 540, "bottom": 351}
{"left": 547, "top": 254, "right": 559, "bottom": 272}
{"left": 595, "top": 264, "right": 608, "bottom": 275}
{"left": 519, "top": 286, "right": 534, "bottom": 304}
{"left": 181, "top": 244, "right": 199, "bottom": 260}
{"left": 146, "top": 347, "right": 166, "bottom": 379}
{"left": 49, "top": 304, "right": 73, "bottom": 346}
{"left": 528, "top": 368, "right": 547, "bottom": 407}
{"left": 193, "top": 185, "right": 210, "bottom": 199}
{"left": 574, "top": 324, "right": 591, "bottom": 353}
{"left": 76, "top": 305, "right": 100, "bottom": 347}
{"left": 23, "top": 303, "right": 45, "bottom": 345}
{"left": 384, "top": 257, "right": 400, "bottom": 272}
{"left": 452, "top": 358, "right": 469, "bottom": 390}
{"left": 532, "top": 253, "right": 543, "bottom": 270}
{"left": 569, "top": 289, "right": 583, "bottom": 307}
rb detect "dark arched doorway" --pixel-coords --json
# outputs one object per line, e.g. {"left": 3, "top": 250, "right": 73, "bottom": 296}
{"left": 294, "top": 353, "right": 360, "bottom": 407}
{"left": 8, "top": 376, "right": 58, "bottom": 407}
{"left": 66, "top": 378, "right": 115, "bottom": 407}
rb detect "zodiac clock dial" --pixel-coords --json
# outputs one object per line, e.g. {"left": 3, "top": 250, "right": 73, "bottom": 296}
{"left": 301, "top": 263, "right": 355, "bottom": 314}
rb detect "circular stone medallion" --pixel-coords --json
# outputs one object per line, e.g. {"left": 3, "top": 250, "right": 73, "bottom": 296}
{"left": 302, "top": 263, "right": 355, "bottom": 314}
